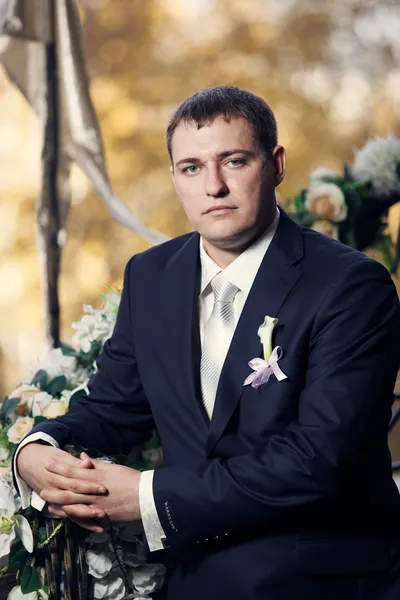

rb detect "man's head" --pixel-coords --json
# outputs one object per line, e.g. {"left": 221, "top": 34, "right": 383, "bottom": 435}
{"left": 167, "top": 85, "right": 286, "bottom": 264}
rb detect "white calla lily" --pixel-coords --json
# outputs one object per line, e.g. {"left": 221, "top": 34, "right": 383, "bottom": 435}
{"left": 258, "top": 316, "right": 279, "bottom": 360}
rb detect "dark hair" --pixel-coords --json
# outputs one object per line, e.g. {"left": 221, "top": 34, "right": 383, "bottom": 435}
{"left": 165, "top": 85, "right": 278, "bottom": 162}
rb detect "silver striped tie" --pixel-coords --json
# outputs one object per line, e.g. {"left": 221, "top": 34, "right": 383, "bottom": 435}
{"left": 200, "top": 273, "right": 239, "bottom": 419}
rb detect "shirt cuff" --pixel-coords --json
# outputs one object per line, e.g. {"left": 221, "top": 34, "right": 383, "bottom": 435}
{"left": 13, "top": 432, "right": 59, "bottom": 510}
{"left": 139, "top": 469, "right": 167, "bottom": 552}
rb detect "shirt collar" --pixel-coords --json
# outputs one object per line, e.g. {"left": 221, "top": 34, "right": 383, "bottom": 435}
{"left": 199, "top": 207, "right": 280, "bottom": 296}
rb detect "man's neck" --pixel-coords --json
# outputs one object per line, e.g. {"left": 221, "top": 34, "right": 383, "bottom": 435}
{"left": 202, "top": 213, "right": 278, "bottom": 269}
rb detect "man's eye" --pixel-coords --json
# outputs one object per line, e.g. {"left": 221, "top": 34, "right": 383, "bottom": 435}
{"left": 184, "top": 165, "right": 200, "bottom": 174}
{"left": 228, "top": 159, "right": 244, "bottom": 167}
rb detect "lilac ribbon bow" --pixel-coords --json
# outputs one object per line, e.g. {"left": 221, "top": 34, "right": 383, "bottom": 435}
{"left": 243, "top": 346, "right": 287, "bottom": 389}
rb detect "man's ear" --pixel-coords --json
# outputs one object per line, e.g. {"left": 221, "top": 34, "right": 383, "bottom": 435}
{"left": 272, "top": 145, "right": 286, "bottom": 186}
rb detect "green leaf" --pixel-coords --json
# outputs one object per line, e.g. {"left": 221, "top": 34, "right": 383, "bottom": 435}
{"left": 10, "top": 542, "right": 28, "bottom": 571}
{"left": 31, "top": 370, "right": 48, "bottom": 389}
{"left": 77, "top": 339, "right": 102, "bottom": 369}
{"left": 68, "top": 388, "right": 87, "bottom": 408}
{"left": 38, "top": 527, "right": 47, "bottom": 543}
{"left": 60, "top": 342, "right": 77, "bottom": 357}
{"left": 46, "top": 375, "right": 67, "bottom": 397}
{"left": 0, "top": 397, "right": 20, "bottom": 422}
{"left": 20, "top": 563, "right": 40, "bottom": 594}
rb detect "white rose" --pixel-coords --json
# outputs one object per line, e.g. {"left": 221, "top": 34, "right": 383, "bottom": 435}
{"left": 7, "top": 416, "right": 35, "bottom": 444}
{"left": 311, "top": 219, "right": 339, "bottom": 240}
{"left": 8, "top": 384, "right": 40, "bottom": 418}
{"left": 305, "top": 183, "right": 347, "bottom": 223}
{"left": 309, "top": 167, "right": 338, "bottom": 184}
{"left": 258, "top": 316, "right": 279, "bottom": 360}
{"left": 31, "top": 391, "right": 53, "bottom": 418}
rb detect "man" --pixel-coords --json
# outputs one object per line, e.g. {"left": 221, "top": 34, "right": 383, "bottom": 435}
{"left": 16, "top": 85, "right": 400, "bottom": 599}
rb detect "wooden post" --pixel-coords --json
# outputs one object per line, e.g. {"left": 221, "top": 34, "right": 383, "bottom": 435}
{"left": 37, "top": 39, "right": 61, "bottom": 348}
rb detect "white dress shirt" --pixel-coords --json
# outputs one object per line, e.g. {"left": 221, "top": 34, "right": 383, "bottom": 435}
{"left": 14, "top": 209, "right": 280, "bottom": 552}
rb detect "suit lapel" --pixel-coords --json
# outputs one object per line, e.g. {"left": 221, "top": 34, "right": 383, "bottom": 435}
{"left": 162, "top": 232, "right": 209, "bottom": 430}
{"left": 206, "top": 212, "right": 304, "bottom": 455}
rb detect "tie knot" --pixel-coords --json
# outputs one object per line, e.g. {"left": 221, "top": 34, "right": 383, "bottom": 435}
{"left": 211, "top": 273, "right": 239, "bottom": 304}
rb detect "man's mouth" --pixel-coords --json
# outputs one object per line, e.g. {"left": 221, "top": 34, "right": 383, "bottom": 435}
{"left": 205, "top": 205, "right": 236, "bottom": 214}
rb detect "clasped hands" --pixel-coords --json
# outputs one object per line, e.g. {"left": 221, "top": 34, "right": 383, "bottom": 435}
{"left": 17, "top": 443, "right": 142, "bottom": 533}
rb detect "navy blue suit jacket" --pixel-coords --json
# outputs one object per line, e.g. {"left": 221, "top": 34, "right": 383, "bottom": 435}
{"left": 33, "top": 211, "right": 400, "bottom": 599}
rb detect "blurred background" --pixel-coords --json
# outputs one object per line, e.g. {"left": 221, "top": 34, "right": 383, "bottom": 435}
{"left": 0, "top": 0, "right": 399, "bottom": 404}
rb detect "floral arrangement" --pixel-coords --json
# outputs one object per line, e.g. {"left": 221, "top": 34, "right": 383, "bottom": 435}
{"left": 0, "top": 290, "right": 165, "bottom": 600}
{"left": 289, "top": 135, "right": 400, "bottom": 271}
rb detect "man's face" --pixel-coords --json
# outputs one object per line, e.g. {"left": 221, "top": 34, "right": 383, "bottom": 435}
{"left": 170, "top": 115, "right": 285, "bottom": 253}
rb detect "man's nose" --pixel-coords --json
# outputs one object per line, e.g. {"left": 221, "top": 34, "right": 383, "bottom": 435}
{"left": 204, "top": 166, "right": 228, "bottom": 198}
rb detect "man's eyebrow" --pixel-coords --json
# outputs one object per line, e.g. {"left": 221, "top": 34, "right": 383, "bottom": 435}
{"left": 175, "top": 149, "right": 255, "bottom": 168}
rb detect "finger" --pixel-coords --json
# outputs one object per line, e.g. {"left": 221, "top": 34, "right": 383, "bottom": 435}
{"left": 47, "top": 506, "right": 105, "bottom": 532}
{"left": 57, "top": 503, "right": 106, "bottom": 521}
{"left": 41, "top": 488, "right": 107, "bottom": 512}
{"left": 80, "top": 453, "right": 96, "bottom": 468}
{"left": 47, "top": 473, "right": 107, "bottom": 495}
{"left": 46, "top": 505, "right": 68, "bottom": 519}
{"left": 45, "top": 460, "right": 103, "bottom": 482}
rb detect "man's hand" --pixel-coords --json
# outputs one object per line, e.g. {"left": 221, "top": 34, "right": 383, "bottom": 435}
{"left": 41, "top": 455, "right": 142, "bottom": 524}
{"left": 17, "top": 443, "right": 109, "bottom": 531}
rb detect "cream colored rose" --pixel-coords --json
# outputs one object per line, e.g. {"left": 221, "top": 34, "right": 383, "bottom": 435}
{"left": 40, "top": 400, "right": 67, "bottom": 419}
{"left": 31, "top": 392, "right": 67, "bottom": 418}
{"left": 8, "top": 384, "right": 40, "bottom": 416}
{"left": 311, "top": 219, "right": 339, "bottom": 240}
{"left": 258, "top": 316, "right": 279, "bottom": 360}
{"left": 305, "top": 183, "right": 347, "bottom": 223}
{"left": 7, "top": 416, "right": 34, "bottom": 444}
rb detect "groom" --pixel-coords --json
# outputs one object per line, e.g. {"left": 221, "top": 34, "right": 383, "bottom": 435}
{"left": 16, "top": 85, "right": 400, "bottom": 599}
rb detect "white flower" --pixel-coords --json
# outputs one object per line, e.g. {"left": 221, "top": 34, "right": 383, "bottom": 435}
{"left": 7, "top": 416, "right": 34, "bottom": 444}
{"left": 305, "top": 183, "right": 347, "bottom": 223}
{"left": 309, "top": 167, "right": 339, "bottom": 184}
{"left": 93, "top": 575, "right": 125, "bottom": 600}
{"left": 8, "top": 587, "right": 48, "bottom": 600}
{"left": 258, "top": 316, "right": 279, "bottom": 361}
{"left": 131, "top": 563, "right": 166, "bottom": 596}
{"left": 0, "top": 476, "right": 33, "bottom": 561}
{"left": 86, "top": 549, "right": 113, "bottom": 579}
{"left": 34, "top": 348, "right": 77, "bottom": 382}
{"left": 311, "top": 219, "right": 339, "bottom": 240}
{"left": 67, "top": 366, "right": 91, "bottom": 388}
{"left": 72, "top": 306, "right": 116, "bottom": 354}
{"left": 352, "top": 135, "right": 400, "bottom": 196}
{"left": 31, "top": 392, "right": 67, "bottom": 419}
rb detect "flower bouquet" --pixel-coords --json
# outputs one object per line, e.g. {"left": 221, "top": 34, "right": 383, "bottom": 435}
{"left": 0, "top": 290, "right": 165, "bottom": 599}
{"left": 289, "top": 135, "right": 400, "bottom": 271}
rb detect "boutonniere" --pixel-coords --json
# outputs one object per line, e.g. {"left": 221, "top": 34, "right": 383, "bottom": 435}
{"left": 243, "top": 316, "right": 287, "bottom": 389}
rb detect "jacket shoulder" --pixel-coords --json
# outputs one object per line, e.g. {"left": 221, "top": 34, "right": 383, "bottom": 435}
{"left": 127, "top": 231, "right": 196, "bottom": 272}
{"left": 301, "top": 226, "right": 386, "bottom": 275}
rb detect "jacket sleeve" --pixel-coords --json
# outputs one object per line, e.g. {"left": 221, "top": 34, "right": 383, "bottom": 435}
{"left": 27, "top": 256, "right": 155, "bottom": 456}
{"left": 153, "top": 259, "right": 400, "bottom": 549}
